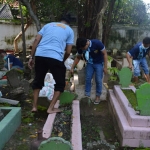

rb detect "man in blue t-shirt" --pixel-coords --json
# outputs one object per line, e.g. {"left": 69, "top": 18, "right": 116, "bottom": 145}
{"left": 0, "top": 50, "right": 23, "bottom": 70}
{"left": 28, "top": 17, "right": 74, "bottom": 114}
{"left": 126, "top": 37, "right": 150, "bottom": 83}
{"left": 71, "top": 38, "right": 108, "bottom": 104}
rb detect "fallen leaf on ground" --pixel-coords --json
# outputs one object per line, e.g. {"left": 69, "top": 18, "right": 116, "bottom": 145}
{"left": 58, "top": 132, "right": 63, "bottom": 137}
{"left": 29, "top": 134, "right": 37, "bottom": 138}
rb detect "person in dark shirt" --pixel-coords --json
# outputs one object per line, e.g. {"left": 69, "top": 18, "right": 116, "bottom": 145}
{"left": 71, "top": 38, "right": 108, "bottom": 104}
{"left": 0, "top": 50, "right": 23, "bottom": 70}
{"left": 126, "top": 37, "right": 150, "bottom": 83}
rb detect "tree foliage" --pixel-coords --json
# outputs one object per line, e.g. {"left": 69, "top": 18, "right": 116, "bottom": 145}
{"left": 1, "top": 0, "right": 150, "bottom": 44}
{"left": 112, "top": 0, "right": 149, "bottom": 25}
{"left": 102, "top": 0, "right": 150, "bottom": 45}
{"left": 35, "top": 0, "right": 77, "bottom": 23}
{"left": 77, "top": 0, "right": 107, "bottom": 39}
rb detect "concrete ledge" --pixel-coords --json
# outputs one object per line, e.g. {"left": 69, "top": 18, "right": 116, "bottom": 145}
{"left": 0, "top": 107, "right": 21, "bottom": 150}
{"left": 71, "top": 100, "right": 82, "bottom": 150}
{"left": 114, "top": 85, "right": 150, "bottom": 127}
{"left": 42, "top": 100, "right": 82, "bottom": 149}
{"left": 109, "top": 90, "right": 150, "bottom": 147}
{"left": 123, "top": 139, "right": 150, "bottom": 147}
{"left": 42, "top": 100, "right": 60, "bottom": 138}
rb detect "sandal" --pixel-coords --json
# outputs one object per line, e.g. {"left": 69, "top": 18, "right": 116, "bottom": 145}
{"left": 82, "top": 96, "right": 92, "bottom": 106}
{"left": 94, "top": 100, "right": 101, "bottom": 105}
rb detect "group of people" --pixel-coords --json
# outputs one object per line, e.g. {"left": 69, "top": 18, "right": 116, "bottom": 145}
{"left": 1, "top": 17, "right": 150, "bottom": 114}
{"left": 27, "top": 17, "right": 150, "bottom": 114}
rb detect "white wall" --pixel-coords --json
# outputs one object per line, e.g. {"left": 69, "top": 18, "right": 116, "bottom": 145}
{"left": 107, "top": 24, "right": 150, "bottom": 51}
{"left": 0, "top": 23, "right": 77, "bottom": 50}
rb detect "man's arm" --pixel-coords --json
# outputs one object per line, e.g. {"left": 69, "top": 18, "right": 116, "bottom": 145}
{"left": 63, "top": 45, "right": 73, "bottom": 62}
{"left": 70, "top": 55, "right": 82, "bottom": 73}
{"left": 28, "top": 34, "right": 42, "bottom": 69}
{"left": 147, "top": 48, "right": 150, "bottom": 58}
{"left": 101, "top": 49, "right": 108, "bottom": 74}
{"left": 126, "top": 52, "right": 133, "bottom": 70}
{"left": 30, "top": 34, "right": 42, "bottom": 57}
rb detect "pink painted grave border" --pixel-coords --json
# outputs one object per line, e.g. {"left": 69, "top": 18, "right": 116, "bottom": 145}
{"left": 109, "top": 90, "right": 150, "bottom": 147}
{"left": 42, "top": 100, "right": 82, "bottom": 150}
{"left": 114, "top": 85, "right": 150, "bottom": 127}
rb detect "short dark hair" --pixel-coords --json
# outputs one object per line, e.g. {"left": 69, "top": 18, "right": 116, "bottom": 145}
{"left": 143, "top": 37, "right": 150, "bottom": 44}
{"left": 0, "top": 50, "right": 6, "bottom": 54}
{"left": 76, "top": 38, "right": 87, "bottom": 49}
{"left": 60, "top": 17, "right": 70, "bottom": 24}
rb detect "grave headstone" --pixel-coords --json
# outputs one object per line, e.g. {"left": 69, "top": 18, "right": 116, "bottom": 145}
{"left": 58, "top": 91, "right": 77, "bottom": 105}
{"left": 6, "top": 69, "right": 30, "bottom": 94}
{"left": 80, "top": 97, "right": 92, "bottom": 116}
{"left": 136, "top": 83, "right": 150, "bottom": 116}
{"left": 77, "top": 67, "right": 85, "bottom": 85}
{"left": 38, "top": 137, "right": 72, "bottom": 150}
{"left": 118, "top": 67, "right": 132, "bottom": 88}
{"left": 6, "top": 69, "right": 21, "bottom": 88}
{"left": 122, "top": 58, "right": 129, "bottom": 67}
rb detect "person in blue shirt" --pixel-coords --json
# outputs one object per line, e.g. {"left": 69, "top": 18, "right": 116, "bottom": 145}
{"left": 28, "top": 17, "right": 74, "bottom": 114}
{"left": 71, "top": 38, "right": 108, "bottom": 104}
{"left": 0, "top": 50, "right": 23, "bottom": 70}
{"left": 126, "top": 37, "right": 150, "bottom": 83}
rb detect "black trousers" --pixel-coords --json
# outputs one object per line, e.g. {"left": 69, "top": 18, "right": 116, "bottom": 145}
{"left": 32, "top": 56, "right": 66, "bottom": 92}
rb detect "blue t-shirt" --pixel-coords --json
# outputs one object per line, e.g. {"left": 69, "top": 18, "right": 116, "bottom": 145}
{"left": 5, "top": 54, "right": 23, "bottom": 69}
{"left": 77, "top": 39, "right": 105, "bottom": 64}
{"left": 35, "top": 22, "right": 74, "bottom": 61}
{"left": 128, "top": 42, "right": 150, "bottom": 60}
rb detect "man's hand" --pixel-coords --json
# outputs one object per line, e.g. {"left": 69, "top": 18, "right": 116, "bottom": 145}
{"left": 128, "top": 64, "right": 133, "bottom": 70}
{"left": 28, "top": 58, "right": 34, "bottom": 69}
{"left": 103, "top": 67, "right": 108, "bottom": 75}
{"left": 70, "top": 68, "right": 74, "bottom": 75}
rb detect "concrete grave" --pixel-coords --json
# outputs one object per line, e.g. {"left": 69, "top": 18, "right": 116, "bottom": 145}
{"left": 0, "top": 107, "right": 21, "bottom": 150}
{"left": 118, "top": 67, "right": 132, "bottom": 88}
{"left": 6, "top": 69, "right": 23, "bottom": 88}
{"left": 122, "top": 58, "right": 129, "bottom": 67}
{"left": 0, "top": 97, "right": 19, "bottom": 105}
{"left": 36, "top": 100, "right": 82, "bottom": 150}
{"left": 136, "top": 83, "right": 150, "bottom": 116}
{"left": 109, "top": 85, "right": 150, "bottom": 147}
{"left": 6, "top": 69, "right": 30, "bottom": 94}
{"left": 77, "top": 68, "right": 85, "bottom": 85}
{"left": 75, "top": 70, "right": 107, "bottom": 101}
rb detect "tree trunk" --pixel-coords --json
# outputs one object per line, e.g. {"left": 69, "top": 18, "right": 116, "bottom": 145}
{"left": 102, "top": 0, "right": 116, "bottom": 45}
{"left": 14, "top": 0, "right": 41, "bottom": 54}
{"left": 93, "top": 0, "right": 108, "bottom": 40}
{"left": 78, "top": 0, "right": 108, "bottom": 39}
{"left": 13, "top": 19, "right": 32, "bottom": 54}
{"left": 21, "top": 0, "right": 41, "bottom": 31}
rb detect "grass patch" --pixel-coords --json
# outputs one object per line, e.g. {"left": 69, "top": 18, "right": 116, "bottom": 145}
{"left": 81, "top": 115, "right": 101, "bottom": 148}
{"left": 122, "top": 89, "right": 138, "bottom": 110}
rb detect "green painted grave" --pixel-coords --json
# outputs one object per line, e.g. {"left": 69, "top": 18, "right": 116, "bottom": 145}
{"left": 0, "top": 107, "right": 21, "bottom": 150}
{"left": 118, "top": 67, "right": 132, "bottom": 88}
{"left": 136, "top": 83, "right": 150, "bottom": 116}
{"left": 38, "top": 137, "right": 72, "bottom": 150}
